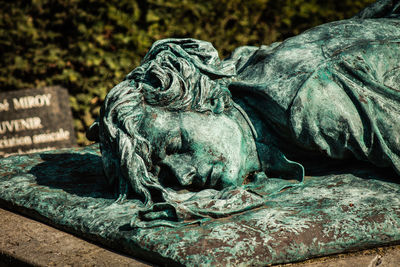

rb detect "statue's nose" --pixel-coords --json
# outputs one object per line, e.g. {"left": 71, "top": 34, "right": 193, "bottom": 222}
{"left": 172, "top": 165, "right": 197, "bottom": 186}
{"left": 161, "top": 154, "right": 197, "bottom": 186}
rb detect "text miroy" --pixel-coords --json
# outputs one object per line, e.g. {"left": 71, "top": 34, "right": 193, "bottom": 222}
{"left": 0, "top": 93, "right": 52, "bottom": 112}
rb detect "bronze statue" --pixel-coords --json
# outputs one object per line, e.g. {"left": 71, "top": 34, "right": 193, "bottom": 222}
{"left": 88, "top": 0, "right": 400, "bottom": 227}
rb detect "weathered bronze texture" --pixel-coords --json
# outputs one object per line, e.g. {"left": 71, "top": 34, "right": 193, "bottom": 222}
{"left": 1, "top": 0, "right": 400, "bottom": 265}
{"left": 88, "top": 0, "right": 400, "bottom": 227}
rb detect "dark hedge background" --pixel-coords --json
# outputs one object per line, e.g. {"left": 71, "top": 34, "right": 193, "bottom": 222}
{"left": 0, "top": 0, "right": 375, "bottom": 145}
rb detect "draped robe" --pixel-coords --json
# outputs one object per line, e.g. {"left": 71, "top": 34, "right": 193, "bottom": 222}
{"left": 228, "top": 18, "right": 400, "bottom": 178}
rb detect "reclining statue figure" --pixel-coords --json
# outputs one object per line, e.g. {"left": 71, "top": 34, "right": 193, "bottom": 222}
{"left": 88, "top": 0, "right": 400, "bottom": 227}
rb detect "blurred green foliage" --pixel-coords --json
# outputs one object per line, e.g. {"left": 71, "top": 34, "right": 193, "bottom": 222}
{"left": 0, "top": 0, "right": 375, "bottom": 145}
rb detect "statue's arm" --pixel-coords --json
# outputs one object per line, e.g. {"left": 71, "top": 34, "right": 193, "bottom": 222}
{"left": 288, "top": 42, "right": 400, "bottom": 175}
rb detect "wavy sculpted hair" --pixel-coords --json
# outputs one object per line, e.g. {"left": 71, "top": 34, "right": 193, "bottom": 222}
{"left": 97, "top": 39, "right": 236, "bottom": 205}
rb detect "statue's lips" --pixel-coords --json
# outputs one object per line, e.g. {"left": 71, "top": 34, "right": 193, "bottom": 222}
{"left": 156, "top": 160, "right": 220, "bottom": 189}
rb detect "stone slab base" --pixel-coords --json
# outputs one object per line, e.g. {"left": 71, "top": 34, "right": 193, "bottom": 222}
{"left": 2, "top": 207, "right": 400, "bottom": 266}
{"left": 1, "top": 145, "right": 400, "bottom": 265}
{"left": 0, "top": 208, "right": 150, "bottom": 267}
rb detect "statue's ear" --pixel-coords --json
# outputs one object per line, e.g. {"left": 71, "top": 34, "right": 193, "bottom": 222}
{"left": 86, "top": 120, "right": 99, "bottom": 142}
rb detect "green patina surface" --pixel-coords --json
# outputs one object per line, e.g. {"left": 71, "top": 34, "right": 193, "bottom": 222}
{"left": 89, "top": 0, "right": 400, "bottom": 227}
{"left": 1, "top": 144, "right": 400, "bottom": 266}
{"left": 1, "top": 1, "right": 399, "bottom": 265}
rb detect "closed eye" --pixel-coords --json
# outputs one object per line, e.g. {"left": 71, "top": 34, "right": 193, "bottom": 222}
{"left": 165, "top": 135, "right": 182, "bottom": 155}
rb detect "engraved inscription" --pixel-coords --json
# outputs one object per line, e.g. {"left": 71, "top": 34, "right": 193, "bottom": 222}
{"left": 0, "top": 87, "right": 76, "bottom": 157}
{"left": 32, "top": 128, "right": 70, "bottom": 144}
{"left": 0, "top": 117, "right": 43, "bottom": 134}
{"left": 12, "top": 94, "right": 52, "bottom": 110}
{"left": 0, "top": 100, "right": 10, "bottom": 112}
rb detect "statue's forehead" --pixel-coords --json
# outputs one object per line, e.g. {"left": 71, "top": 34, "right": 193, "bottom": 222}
{"left": 140, "top": 106, "right": 180, "bottom": 138}
{"left": 179, "top": 111, "right": 240, "bottom": 135}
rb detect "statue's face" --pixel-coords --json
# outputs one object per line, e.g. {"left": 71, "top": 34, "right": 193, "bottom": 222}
{"left": 139, "top": 106, "right": 261, "bottom": 190}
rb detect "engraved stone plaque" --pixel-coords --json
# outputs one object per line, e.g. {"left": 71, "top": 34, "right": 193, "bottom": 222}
{"left": 0, "top": 86, "right": 76, "bottom": 157}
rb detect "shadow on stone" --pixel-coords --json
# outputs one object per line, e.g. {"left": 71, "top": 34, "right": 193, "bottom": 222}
{"left": 29, "top": 152, "right": 114, "bottom": 199}
{"left": 298, "top": 155, "right": 400, "bottom": 184}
